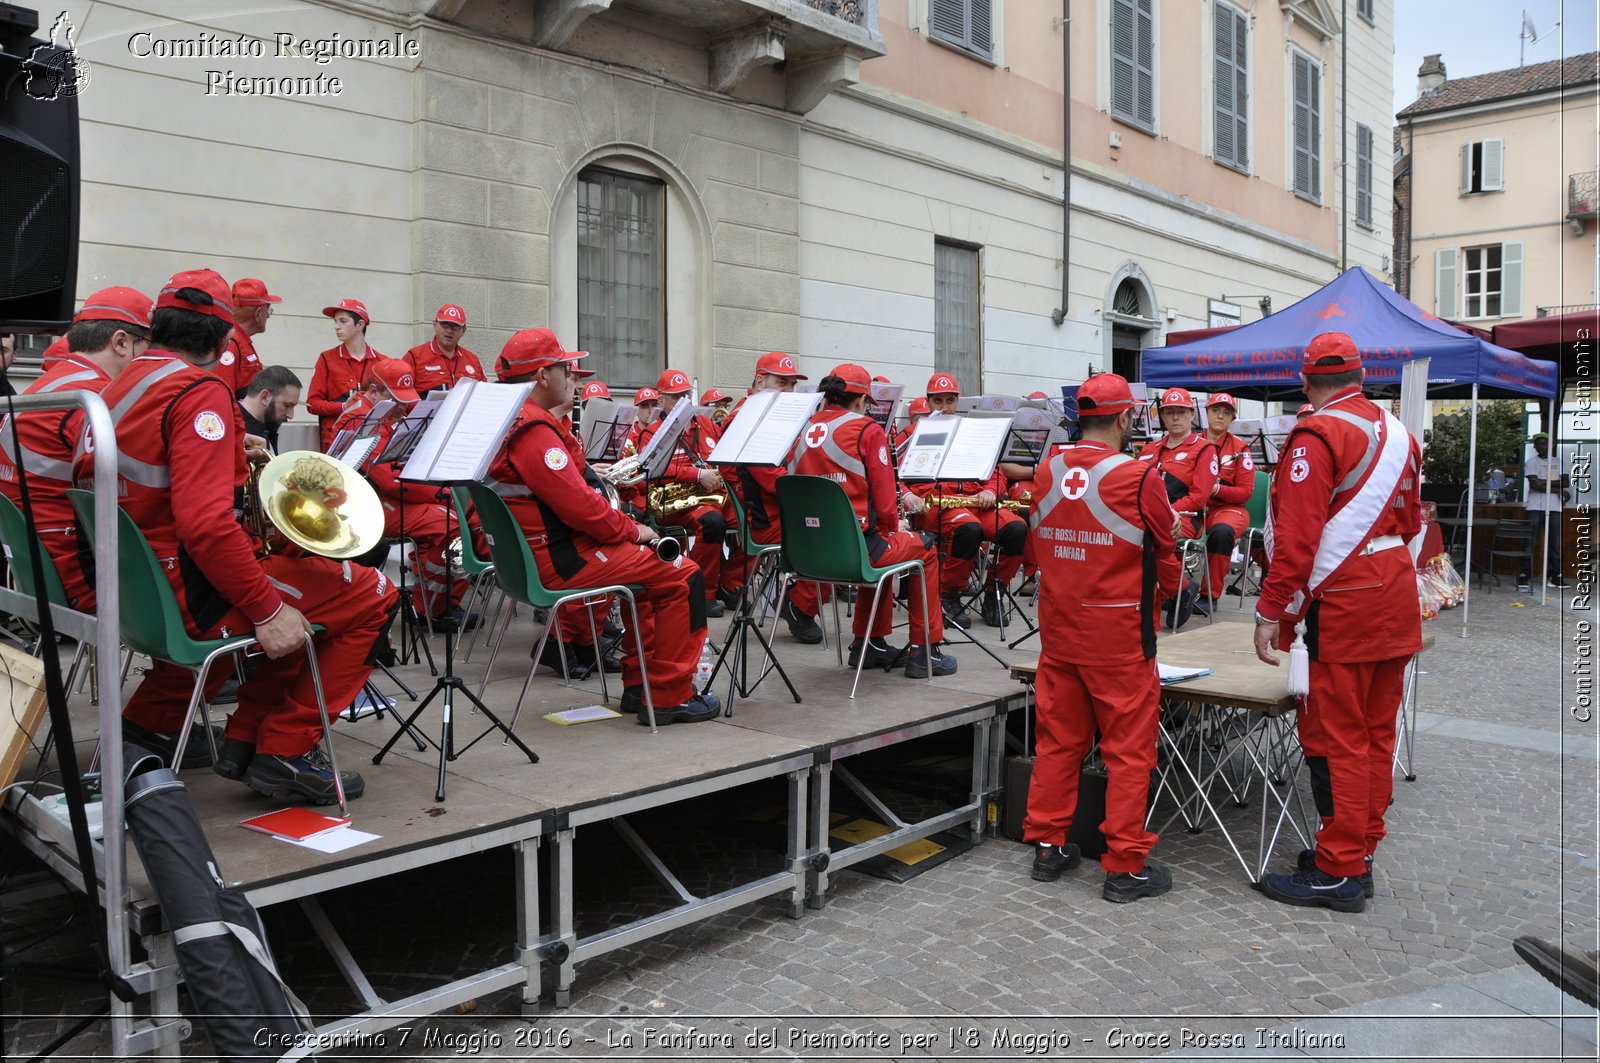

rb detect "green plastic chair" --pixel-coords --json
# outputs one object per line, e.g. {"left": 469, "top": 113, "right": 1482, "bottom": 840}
{"left": 66, "top": 490, "right": 348, "bottom": 813}
{"left": 464, "top": 484, "right": 658, "bottom": 731}
{"left": 0, "top": 492, "right": 99, "bottom": 695}
{"left": 449, "top": 489, "right": 501, "bottom": 660}
{"left": 1236, "top": 470, "right": 1272, "bottom": 606}
{"left": 773, "top": 476, "right": 932, "bottom": 699}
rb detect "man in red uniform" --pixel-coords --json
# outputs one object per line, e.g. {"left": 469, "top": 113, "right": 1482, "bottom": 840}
{"left": 402, "top": 304, "right": 486, "bottom": 394}
{"left": 792, "top": 364, "right": 956, "bottom": 678}
{"left": 485, "top": 329, "right": 716, "bottom": 723}
{"left": 1200, "top": 392, "right": 1256, "bottom": 606}
{"left": 0, "top": 287, "right": 153, "bottom": 611}
{"left": 702, "top": 388, "right": 734, "bottom": 428}
{"left": 217, "top": 278, "right": 281, "bottom": 398}
{"left": 580, "top": 380, "right": 611, "bottom": 403}
{"left": 307, "top": 297, "right": 384, "bottom": 450}
{"left": 1024, "top": 373, "right": 1181, "bottom": 902}
{"left": 1137, "top": 386, "right": 1219, "bottom": 616}
{"left": 1254, "top": 332, "right": 1423, "bottom": 914}
{"left": 88, "top": 270, "right": 396, "bottom": 800}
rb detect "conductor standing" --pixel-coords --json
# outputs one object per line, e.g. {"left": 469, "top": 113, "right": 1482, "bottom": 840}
{"left": 1253, "top": 332, "right": 1422, "bottom": 913}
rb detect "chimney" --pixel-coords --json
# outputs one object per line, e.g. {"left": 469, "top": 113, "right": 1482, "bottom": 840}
{"left": 1418, "top": 54, "right": 1447, "bottom": 96}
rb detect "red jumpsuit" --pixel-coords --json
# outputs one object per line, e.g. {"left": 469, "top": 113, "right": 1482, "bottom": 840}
{"left": 485, "top": 400, "right": 707, "bottom": 708}
{"left": 401, "top": 339, "right": 487, "bottom": 394}
{"left": 791, "top": 407, "right": 944, "bottom": 647}
{"left": 908, "top": 467, "right": 1025, "bottom": 596}
{"left": 629, "top": 412, "right": 740, "bottom": 599}
{"left": 1136, "top": 431, "right": 1219, "bottom": 539}
{"left": 1024, "top": 441, "right": 1181, "bottom": 872}
{"left": 84, "top": 353, "right": 397, "bottom": 757}
{"left": 1203, "top": 431, "right": 1256, "bottom": 600}
{"left": 0, "top": 354, "right": 109, "bottom": 610}
{"left": 217, "top": 327, "right": 263, "bottom": 398}
{"left": 1257, "top": 387, "right": 1423, "bottom": 879}
{"left": 549, "top": 411, "right": 614, "bottom": 650}
{"left": 330, "top": 397, "right": 480, "bottom": 617}
{"left": 307, "top": 346, "right": 384, "bottom": 450}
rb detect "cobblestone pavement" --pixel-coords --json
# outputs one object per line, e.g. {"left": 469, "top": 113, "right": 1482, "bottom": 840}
{"left": 3, "top": 591, "right": 1596, "bottom": 1061}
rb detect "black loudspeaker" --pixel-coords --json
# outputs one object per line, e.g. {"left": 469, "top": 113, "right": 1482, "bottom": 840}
{"left": 0, "top": 4, "right": 80, "bottom": 332}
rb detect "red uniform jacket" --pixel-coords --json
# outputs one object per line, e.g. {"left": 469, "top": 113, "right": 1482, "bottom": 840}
{"left": 307, "top": 346, "right": 384, "bottom": 449}
{"left": 1029, "top": 441, "right": 1181, "bottom": 663}
{"left": 330, "top": 396, "right": 440, "bottom": 507}
{"left": 0, "top": 354, "right": 110, "bottom": 607}
{"left": 1137, "top": 431, "right": 1219, "bottom": 516}
{"left": 402, "top": 340, "right": 486, "bottom": 394}
{"left": 791, "top": 407, "right": 898, "bottom": 544}
{"left": 217, "top": 328, "right": 263, "bottom": 397}
{"left": 82, "top": 352, "right": 282, "bottom": 630}
{"left": 1208, "top": 430, "right": 1256, "bottom": 523}
{"left": 484, "top": 399, "right": 645, "bottom": 583}
{"left": 1258, "top": 387, "right": 1423, "bottom": 662}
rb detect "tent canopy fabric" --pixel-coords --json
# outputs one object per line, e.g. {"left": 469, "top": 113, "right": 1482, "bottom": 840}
{"left": 1493, "top": 309, "right": 1600, "bottom": 383}
{"left": 1142, "top": 267, "right": 1559, "bottom": 401}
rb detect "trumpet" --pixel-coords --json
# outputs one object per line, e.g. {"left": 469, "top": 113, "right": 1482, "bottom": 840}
{"left": 927, "top": 494, "right": 1030, "bottom": 512}
{"left": 598, "top": 453, "right": 646, "bottom": 487}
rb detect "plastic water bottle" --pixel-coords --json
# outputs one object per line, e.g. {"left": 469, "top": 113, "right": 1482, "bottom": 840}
{"left": 695, "top": 641, "right": 716, "bottom": 690}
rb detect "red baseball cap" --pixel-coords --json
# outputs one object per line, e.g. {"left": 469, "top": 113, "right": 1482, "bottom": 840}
{"left": 367, "top": 358, "right": 421, "bottom": 405}
{"left": 322, "top": 297, "right": 370, "bottom": 324}
{"left": 755, "top": 351, "right": 806, "bottom": 379}
{"left": 1076, "top": 373, "right": 1138, "bottom": 416}
{"left": 231, "top": 278, "right": 282, "bottom": 307}
{"left": 1303, "top": 331, "right": 1362, "bottom": 375}
{"left": 908, "top": 397, "right": 931, "bottom": 417}
{"left": 1206, "top": 392, "right": 1238, "bottom": 410}
{"left": 435, "top": 304, "right": 467, "bottom": 325}
{"left": 42, "top": 337, "right": 68, "bottom": 364}
{"left": 1296, "top": 403, "right": 1316, "bottom": 418}
{"left": 1157, "top": 386, "right": 1196, "bottom": 410}
{"left": 581, "top": 380, "right": 611, "bottom": 401}
{"left": 634, "top": 387, "right": 661, "bottom": 405}
{"left": 829, "top": 363, "right": 872, "bottom": 395}
{"left": 564, "top": 350, "right": 595, "bottom": 377}
{"left": 655, "top": 369, "right": 693, "bottom": 395}
{"left": 926, "top": 372, "right": 961, "bottom": 397}
{"left": 74, "top": 286, "right": 153, "bottom": 329}
{"left": 156, "top": 269, "right": 234, "bottom": 324}
{"left": 702, "top": 388, "right": 732, "bottom": 405}
{"left": 495, "top": 328, "right": 569, "bottom": 379}
{"left": 1027, "top": 390, "right": 1048, "bottom": 400}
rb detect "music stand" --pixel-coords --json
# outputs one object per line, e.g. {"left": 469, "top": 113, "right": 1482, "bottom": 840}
{"left": 367, "top": 401, "right": 444, "bottom": 674}
{"left": 371, "top": 380, "right": 538, "bottom": 801}
{"left": 700, "top": 389, "right": 821, "bottom": 712}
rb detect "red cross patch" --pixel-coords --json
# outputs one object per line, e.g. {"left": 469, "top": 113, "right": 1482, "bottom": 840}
{"left": 1061, "top": 466, "right": 1089, "bottom": 501}
{"left": 804, "top": 423, "right": 828, "bottom": 448}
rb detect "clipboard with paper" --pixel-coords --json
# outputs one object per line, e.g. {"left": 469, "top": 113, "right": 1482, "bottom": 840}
{"left": 397, "top": 379, "right": 533, "bottom": 484}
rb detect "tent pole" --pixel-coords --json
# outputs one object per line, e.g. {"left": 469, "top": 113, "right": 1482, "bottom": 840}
{"left": 1461, "top": 383, "right": 1479, "bottom": 637}
{"left": 1539, "top": 398, "right": 1555, "bottom": 607}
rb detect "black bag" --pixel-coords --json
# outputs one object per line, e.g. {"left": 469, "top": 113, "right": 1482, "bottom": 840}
{"left": 124, "top": 753, "right": 315, "bottom": 1062}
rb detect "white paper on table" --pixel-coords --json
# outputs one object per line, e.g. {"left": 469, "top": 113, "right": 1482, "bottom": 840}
{"left": 278, "top": 826, "right": 381, "bottom": 853}
{"left": 935, "top": 414, "right": 1013, "bottom": 481}
{"left": 1157, "top": 662, "right": 1213, "bottom": 684}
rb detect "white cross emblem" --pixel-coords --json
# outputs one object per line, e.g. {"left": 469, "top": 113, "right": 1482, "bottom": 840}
{"left": 805, "top": 423, "right": 828, "bottom": 448}
{"left": 1061, "top": 466, "right": 1089, "bottom": 501}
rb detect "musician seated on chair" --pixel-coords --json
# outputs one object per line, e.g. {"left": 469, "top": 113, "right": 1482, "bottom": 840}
{"left": 792, "top": 363, "right": 956, "bottom": 679}
{"left": 0, "top": 287, "right": 154, "bottom": 614}
{"left": 485, "top": 329, "right": 719, "bottom": 725}
{"left": 80, "top": 269, "right": 397, "bottom": 803}
{"left": 903, "top": 373, "right": 1026, "bottom": 630}
{"left": 1136, "top": 387, "right": 1219, "bottom": 620}
{"left": 331, "top": 358, "right": 485, "bottom": 632}
{"left": 1200, "top": 393, "right": 1256, "bottom": 607}
{"left": 236, "top": 365, "right": 301, "bottom": 455}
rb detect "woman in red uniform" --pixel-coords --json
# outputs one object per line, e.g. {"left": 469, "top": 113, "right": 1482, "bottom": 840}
{"left": 1136, "top": 386, "right": 1219, "bottom": 613}
{"left": 791, "top": 364, "right": 956, "bottom": 678}
{"left": 307, "top": 297, "right": 384, "bottom": 450}
{"left": 1200, "top": 393, "right": 1256, "bottom": 606}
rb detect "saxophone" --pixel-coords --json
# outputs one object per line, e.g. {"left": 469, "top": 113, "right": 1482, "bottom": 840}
{"left": 649, "top": 481, "right": 728, "bottom": 521}
{"left": 926, "top": 494, "right": 1030, "bottom": 512}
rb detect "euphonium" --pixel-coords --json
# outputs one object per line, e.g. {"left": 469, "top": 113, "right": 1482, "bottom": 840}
{"left": 927, "top": 494, "right": 1029, "bottom": 512}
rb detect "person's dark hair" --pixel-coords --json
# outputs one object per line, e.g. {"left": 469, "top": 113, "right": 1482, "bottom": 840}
{"left": 818, "top": 374, "right": 854, "bottom": 407}
{"left": 149, "top": 306, "right": 232, "bottom": 360}
{"left": 66, "top": 319, "right": 150, "bottom": 353}
{"left": 1309, "top": 368, "right": 1362, "bottom": 391}
{"left": 250, "top": 364, "right": 302, "bottom": 396}
{"left": 1078, "top": 412, "right": 1122, "bottom": 435}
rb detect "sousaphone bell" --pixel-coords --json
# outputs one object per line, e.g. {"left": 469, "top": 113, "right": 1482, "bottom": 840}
{"left": 255, "top": 450, "right": 386, "bottom": 559}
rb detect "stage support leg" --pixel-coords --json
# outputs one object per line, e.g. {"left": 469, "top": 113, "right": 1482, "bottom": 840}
{"left": 786, "top": 767, "right": 808, "bottom": 920}
{"left": 806, "top": 761, "right": 832, "bottom": 910}
{"left": 514, "top": 837, "right": 542, "bottom": 1015}
{"left": 552, "top": 827, "right": 577, "bottom": 1008}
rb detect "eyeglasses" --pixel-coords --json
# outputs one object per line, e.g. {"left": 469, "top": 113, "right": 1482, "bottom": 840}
{"left": 437, "top": 321, "right": 465, "bottom": 331}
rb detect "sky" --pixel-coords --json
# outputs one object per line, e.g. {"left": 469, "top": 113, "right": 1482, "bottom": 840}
{"left": 1393, "top": 0, "right": 1600, "bottom": 115}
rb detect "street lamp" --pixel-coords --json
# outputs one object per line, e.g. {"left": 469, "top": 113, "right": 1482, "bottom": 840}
{"left": 1220, "top": 295, "right": 1273, "bottom": 317}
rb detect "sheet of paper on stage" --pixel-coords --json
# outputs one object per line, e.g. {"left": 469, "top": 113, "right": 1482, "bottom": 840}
{"left": 278, "top": 826, "right": 381, "bottom": 853}
{"left": 544, "top": 705, "right": 625, "bottom": 725}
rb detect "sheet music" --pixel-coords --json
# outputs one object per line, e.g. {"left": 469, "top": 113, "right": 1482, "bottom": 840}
{"left": 341, "top": 435, "right": 380, "bottom": 472}
{"left": 956, "top": 394, "right": 1019, "bottom": 414}
{"left": 1003, "top": 406, "right": 1057, "bottom": 464}
{"left": 392, "top": 390, "right": 467, "bottom": 475}
{"left": 709, "top": 390, "right": 823, "bottom": 466}
{"left": 707, "top": 390, "right": 773, "bottom": 463}
{"left": 936, "top": 414, "right": 1012, "bottom": 480}
{"left": 398, "top": 380, "right": 533, "bottom": 484}
{"left": 581, "top": 399, "right": 637, "bottom": 461}
{"left": 866, "top": 382, "right": 903, "bottom": 432}
{"left": 375, "top": 397, "right": 445, "bottom": 466}
{"left": 639, "top": 397, "right": 692, "bottom": 479}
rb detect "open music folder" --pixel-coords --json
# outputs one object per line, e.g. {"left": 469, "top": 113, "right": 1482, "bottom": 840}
{"left": 898, "top": 412, "right": 1013, "bottom": 482}
{"left": 579, "top": 398, "right": 637, "bottom": 461}
{"left": 707, "top": 389, "right": 824, "bottom": 466}
{"left": 398, "top": 378, "right": 533, "bottom": 484}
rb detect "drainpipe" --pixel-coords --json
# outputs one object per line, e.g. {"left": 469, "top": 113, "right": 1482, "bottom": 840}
{"left": 1339, "top": 0, "right": 1348, "bottom": 270}
{"left": 1051, "top": 2, "right": 1071, "bottom": 326}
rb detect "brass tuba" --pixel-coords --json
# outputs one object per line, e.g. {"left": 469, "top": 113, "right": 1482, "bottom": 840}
{"left": 253, "top": 451, "right": 386, "bottom": 559}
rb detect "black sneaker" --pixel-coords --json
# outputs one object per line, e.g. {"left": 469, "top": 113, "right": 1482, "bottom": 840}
{"left": 780, "top": 598, "right": 824, "bottom": 645}
{"left": 1103, "top": 858, "right": 1173, "bottom": 904}
{"left": 244, "top": 746, "right": 364, "bottom": 805}
{"left": 904, "top": 645, "right": 958, "bottom": 678}
{"left": 212, "top": 737, "right": 255, "bottom": 781}
{"left": 430, "top": 605, "right": 481, "bottom": 632}
{"left": 1018, "top": 576, "right": 1037, "bottom": 597}
{"left": 716, "top": 586, "right": 743, "bottom": 609}
{"left": 1548, "top": 576, "right": 1569, "bottom": 589}
{"left": 602, "top": 617, "right": 624, "bottom": 639}
{"left": 121, "top": 718, "right": 224, "bottom": 770}
{"left": 940, "top": 594, "right": 970, "bottom": 629}
{"left": 848, "top": 637, "right": 908, "bottom": 671}
{"left": 1298, "top": 848, "right": 1374, "bottom": 899}
{"left": 1259, "top": 865, "right": 1365, "bottom": 913}
{"left": 1514, "top": 936, "right": 1600, "bottom": 1010}
{"left": 980, "top": 590, "right": 1005, "bottom": 628}
{"left": 637, "top": 692, "right": 721, "bottom": 725}
{"left": 703, "top": 599, "right": 726, "bottom": 619}
{"left": 619, "top": 685, "right": 645, "bottom": 714}
{"left": 1031, "top": 842, "right": 1081, "bottom": 882}
{"left": 1516, "top": 579, "right": 1532, "bottom": 592}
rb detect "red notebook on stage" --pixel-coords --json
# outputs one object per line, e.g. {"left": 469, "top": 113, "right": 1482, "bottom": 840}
{"left": 239, "top": 807, "right": 351, "bottom": 842}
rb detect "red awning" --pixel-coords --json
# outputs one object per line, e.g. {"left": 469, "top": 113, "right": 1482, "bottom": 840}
{"left": 1494, "top": 309, "right": 1600, "bottom": 353}
{"left": 1163, "top": 325, "right": 1238, "bottom": 346}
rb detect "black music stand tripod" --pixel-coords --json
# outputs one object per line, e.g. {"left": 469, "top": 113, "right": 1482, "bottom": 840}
{"left": 700, "top": 506, "right": 801, "bottom": 714}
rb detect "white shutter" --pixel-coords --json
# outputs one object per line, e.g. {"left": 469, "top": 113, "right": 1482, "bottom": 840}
{"left": 1356, "top": 124, "right": 1373, "bottom": 225}
{"left": 1500, "top": 240, "right": 1523, "bottom": 317}
{"left": 1436, "top": 248, "right": 1459, "bottom": 320}
{"left": 1483, "top": 138, "right": 1504, "bottom": 192}
{"left": 1459, "top": 143, "right": 1471, "bottom": 195}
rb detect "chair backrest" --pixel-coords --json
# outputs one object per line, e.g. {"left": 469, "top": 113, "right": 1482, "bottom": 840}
{"left": 67, "top": 488, "right": 196, "bottom": 663}
{"left": 1490, "top": 519, "right": 1535, "bottom": 547}
{"left": 449, "top": 489, "right": 493, "bottom": 574}
{"left": 0, "top": 493, "right": 68, "bottom": 605}
{"left": 774, "top": 475, "right": 876, "bottom": 583}
{"left": 726, "top": 483, "right": 774, "bottom": 556}
{"left": 463, "top": 484, "right": 555, "bottom": 608}
{"left": 1244, "top": 470, "right": 1271, "bottom": 530}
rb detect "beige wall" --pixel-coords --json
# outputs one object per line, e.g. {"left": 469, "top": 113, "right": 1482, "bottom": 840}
{"left": 1407, "top": 92, "right": 1600, "bottom": 320}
